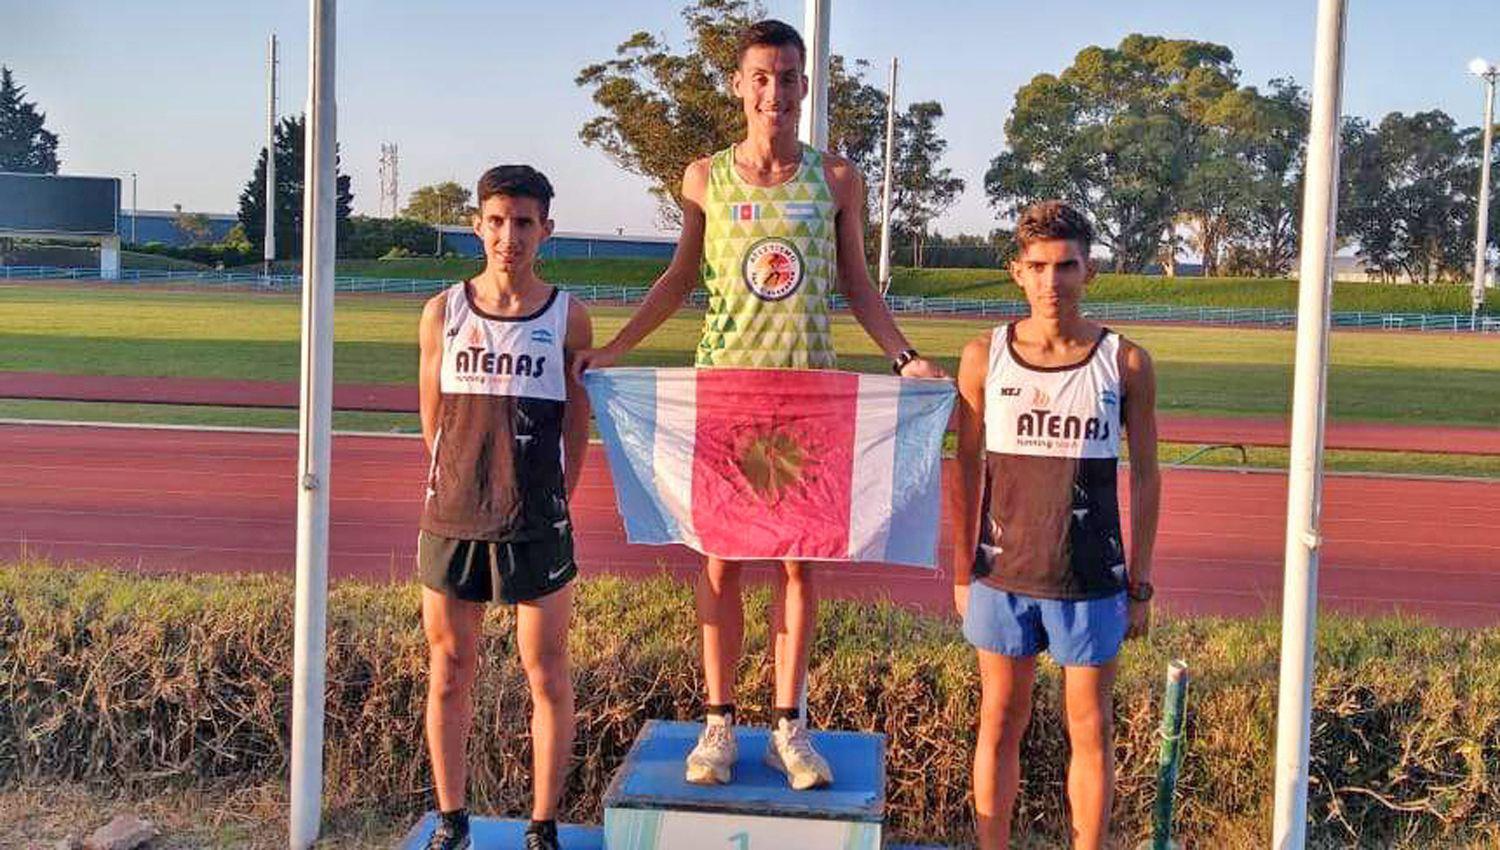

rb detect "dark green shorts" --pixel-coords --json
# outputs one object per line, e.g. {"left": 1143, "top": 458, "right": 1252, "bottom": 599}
{"left": 417, "top": 529, "right": 577, "bottom": 604}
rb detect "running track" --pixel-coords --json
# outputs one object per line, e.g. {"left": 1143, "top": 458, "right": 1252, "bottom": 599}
{"left": 4, "top": 423, "right": 1498, "bottom": 627}
{"left": 6, "top": 371, "right": 1500, "bottom": 454}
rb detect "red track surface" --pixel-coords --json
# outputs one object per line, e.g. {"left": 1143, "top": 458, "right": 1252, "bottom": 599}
{"left": 3, "top": 422, "right": 1497, "bottom": 627}
{"left": 5, "top": 371, "right": 1500, "bottom": 454}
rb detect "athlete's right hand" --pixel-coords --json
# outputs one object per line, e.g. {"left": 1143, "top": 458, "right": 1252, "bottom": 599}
{"left": 953, "top": 582, "right": 970, "bottom": 619}
{"left": 571, "top": 343, "right": 624, "bottom": 380}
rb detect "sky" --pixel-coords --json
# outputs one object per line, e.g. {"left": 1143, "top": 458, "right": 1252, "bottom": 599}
{"left": 4, "top": 0, "right": 1498, "bottom": 237}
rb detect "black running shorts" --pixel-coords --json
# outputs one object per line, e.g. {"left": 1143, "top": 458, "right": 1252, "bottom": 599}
{"left": 417, "top": 529, "right": 576, "bottom": 604}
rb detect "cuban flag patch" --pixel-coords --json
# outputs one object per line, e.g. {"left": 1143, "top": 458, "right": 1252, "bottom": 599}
{"left": 729, "top": 203, "right": 760, "bottom": 222}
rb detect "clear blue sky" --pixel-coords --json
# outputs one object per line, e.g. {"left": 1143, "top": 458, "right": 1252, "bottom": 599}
{"left": 5, "top": 0, "right": 1497, "bottom": 236}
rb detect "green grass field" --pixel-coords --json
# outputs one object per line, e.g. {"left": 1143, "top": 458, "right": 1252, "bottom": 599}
{"left": 3, "top": 283, "right": 1498, "bottom": 427}
{"left": 281, "top": 256, "right": 1493, "bottom": 314}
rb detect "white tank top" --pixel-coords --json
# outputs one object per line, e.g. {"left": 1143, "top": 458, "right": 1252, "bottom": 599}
{"left": 439, "top": 282, "right": 568, "bottom": 402}
{"left": 974, "top": 324, "right": 1127, "bottom": 600}
{"left": 422, "top": 282, "right": 571, "bottom": 541}
{"left": 985, "top": 324, "right": 1122, "bottom": 459}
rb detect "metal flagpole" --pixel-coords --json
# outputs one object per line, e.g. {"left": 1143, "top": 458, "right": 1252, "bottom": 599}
{"left": 1470, "top": 60, "right": 1496, "bottom": 321}
{"left": 799, "top": 0, "right": 830, "bottom": 149}
{"left": 289, "top": 1, "right": 336, "bottom": 846}
{"left": 878, "top": 57, "right": 898, "bottom": 296}
{"left": 264, "top": 33, "right": 278, "bottom": 277}
{"left": 1271, "top": 0, "right": 1347, "bottom": 846}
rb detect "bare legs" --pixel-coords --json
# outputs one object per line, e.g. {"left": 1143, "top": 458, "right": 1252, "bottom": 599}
{"left": 973, "top": 652, "right": 1116, "bottom": 849}
{"left": 696, "top": 558, "right": 816, "bottom": 711}
{"left": 423, "top": 585, "right": 574, "bottom": 821}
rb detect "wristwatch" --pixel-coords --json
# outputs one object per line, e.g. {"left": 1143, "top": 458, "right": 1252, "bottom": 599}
{"left": 1127, "top": 581, "right": 1154, "bottom": 602}
{"left": 891, "top": 348, "right": 920, "bottom": 375}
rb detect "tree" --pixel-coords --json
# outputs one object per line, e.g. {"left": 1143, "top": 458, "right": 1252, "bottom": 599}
{"left": 1339, "top": 111, "right": 1497, "bottom": 283}
{"left": 576, "top": 0, "right": 887, "bottom": 225}
{"left": 885, "top": 101, "right": 964, "bottom": 267}
{"left": 0, "top": 67, "right": 60, "bottom": 173}
{"left": 171, "top": 204, "right": 213, "bottom": 245}
{"left": 403, "top": 181, "right": 475, "bottom": 225}
{"left": 236, "top": 114, "right": 353, "bottom": 260}
{"left": 985, "top": 35, "right": 1243, "bottom": 272}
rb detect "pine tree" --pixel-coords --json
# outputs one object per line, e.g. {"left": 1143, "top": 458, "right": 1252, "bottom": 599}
{"left": 236, "top": 114, "right": 354, "bottom": 260}
{"left": 0, "top": 66, "right": 61, "bottom": 173}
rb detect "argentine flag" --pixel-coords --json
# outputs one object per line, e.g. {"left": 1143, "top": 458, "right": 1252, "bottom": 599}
{"left": 583, "top": 368, "right": 956, "bottom": 567}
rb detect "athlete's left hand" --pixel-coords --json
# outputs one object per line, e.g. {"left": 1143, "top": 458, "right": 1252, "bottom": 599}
{"left": 1126, "top": 599, "right": 1152, "bottom": 640}
{"left": 900, "top": 356, "right": 947, "bottom": 379}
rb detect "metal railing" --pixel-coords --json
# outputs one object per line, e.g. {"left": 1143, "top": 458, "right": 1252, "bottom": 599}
{"left": 4, "top": 264, "right": 1498, "bottom": 333}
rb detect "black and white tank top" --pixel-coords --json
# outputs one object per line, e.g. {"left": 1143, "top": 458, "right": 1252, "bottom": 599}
{"left": 973, "top": 324, "right": 1127, "bottom": 599}
{"left": 420, "top": 281, "right": 571, "bottom": 541}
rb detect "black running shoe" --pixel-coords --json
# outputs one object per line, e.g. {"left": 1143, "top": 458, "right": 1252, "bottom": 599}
{"left": 524, "top": 820, "right": 560, "bottom": 850}
{"left": 426, "top": 816, "right": 471, "bottom": 850}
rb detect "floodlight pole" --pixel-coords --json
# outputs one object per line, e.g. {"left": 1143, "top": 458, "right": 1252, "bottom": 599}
{"left": 265, "top": 33, "right": 279, "bottom": 277}
{"left": 1271, "top": 0, "right": 1346, "bottom": 847}
{"left": 1472, "top": 66, "right": 1496, "bottom": 321}
{"left": 799, "top": 0, "right": 830, "bottom": 149}
{"left": 878, "top": 57, "right": 898, "bottom": 296}
{"left": 289, "top": 2, "right": 335, "bottom": 847}
{"left": 130, "top": 172, "right": 138, "bottom": 244}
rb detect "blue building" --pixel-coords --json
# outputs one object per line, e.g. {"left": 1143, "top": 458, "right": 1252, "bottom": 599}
{"left": 118, "top": 209, "right": 239, "bottom": 247}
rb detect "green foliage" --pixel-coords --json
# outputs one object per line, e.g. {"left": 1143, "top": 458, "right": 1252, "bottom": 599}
{"left": 887, "top": 101, "right": 964, "bottom": 266}
{"left": 3, "top": 562, "right": 1498, "bottom": 845}
{"left": 402, "top": 181, "right": 475, "bottom": 225}
{"left": 1340, "top": 111, "right": 1500, "bottom": 284}
{"left": 341, "top": 215, "right": 440, "bottom": 260}
{"left": 0, "top": 66, "right": 59, "bottom": 173}
{"left": 235, "top": 114, "right": 354, "bottom": 260}
{"left": 575, "top": 0, "right": 888, "bottom": 224}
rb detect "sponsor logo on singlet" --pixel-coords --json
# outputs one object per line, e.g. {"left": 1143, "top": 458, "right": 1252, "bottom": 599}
{"left": 453, "top": 347, "right": 548, "bottom": 379}
{"left": 1015, "top": 409, "right": 1111, "bottom": 442}
{"left": 741, "top": 237, "right": 804, "bottom": 301}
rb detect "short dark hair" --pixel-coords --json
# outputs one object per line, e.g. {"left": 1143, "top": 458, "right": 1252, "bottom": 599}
{"left": 1014, "top": 200, "right": 1094, "bottom": 256}
{"left": 476, "top": 165, "right": 554, "bottom": 218}
{"left": 736, "top": 19, "right": 805, "bottom": 67}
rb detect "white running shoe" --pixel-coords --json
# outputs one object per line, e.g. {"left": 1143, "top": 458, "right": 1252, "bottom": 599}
{"left": 685, "top": 716, "right": 738, "bottom": 785}
{"left": 764, "top": 718, "right": 833, "bottom": 790}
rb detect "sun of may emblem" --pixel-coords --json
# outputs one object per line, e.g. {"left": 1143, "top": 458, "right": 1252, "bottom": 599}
{"left": 734, "top": 425, "right": 812, "bottom": 502}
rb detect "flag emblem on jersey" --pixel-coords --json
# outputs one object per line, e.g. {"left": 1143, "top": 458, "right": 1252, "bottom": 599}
{"left": 782, "top": 201, "right": 819, "bottom": 220}
{"left": 583, "top": 367, "right": 956, "bottom": 567}
{"left": 729, "top": 203, "right": 761, "bottom": 221}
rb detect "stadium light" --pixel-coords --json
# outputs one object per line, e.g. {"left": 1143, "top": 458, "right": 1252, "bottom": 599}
{"left": 1272, "top": 0, "right": 1347, "bottom": 846}
{"left": 1469, "top": 58, "right": 1496, "bottom": 319}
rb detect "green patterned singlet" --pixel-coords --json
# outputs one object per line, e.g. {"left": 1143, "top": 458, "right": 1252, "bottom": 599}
{"left": 695, "top": 143, "right": 837, "bottom": 368}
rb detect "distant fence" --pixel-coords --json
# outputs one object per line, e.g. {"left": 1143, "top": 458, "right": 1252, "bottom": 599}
{"left": 5, "top": 264, "right": 1499, "bottom": 334}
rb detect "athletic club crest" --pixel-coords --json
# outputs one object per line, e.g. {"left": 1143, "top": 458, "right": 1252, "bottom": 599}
{"left": 742, "top": 237, "right": 804, "bottom": 301}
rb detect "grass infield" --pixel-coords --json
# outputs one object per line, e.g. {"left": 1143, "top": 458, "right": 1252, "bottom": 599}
{"left": 308, "top": 257, "right": 1493, "bottom": 315}
{"left": 3, "top": 284, "right": 1498, "bottom": 429}
{"left": 1, "top": 562, "right": 1496, "bottom": 847}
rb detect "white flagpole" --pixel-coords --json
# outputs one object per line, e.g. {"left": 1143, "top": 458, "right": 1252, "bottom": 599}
{"left": 798, "top": 0, "right": 830, "bottom": 149}
{"left": 264, "top": 33, "right": 278, "bottom": 277}
{"left": 1271, "top": 0, "right": 1347, "bottom": 846}
{"left": 289, "top": 0, "right": 336, "bottom": 846}
{"left": 878, "top": 57, "right": 898, "bottom": 295}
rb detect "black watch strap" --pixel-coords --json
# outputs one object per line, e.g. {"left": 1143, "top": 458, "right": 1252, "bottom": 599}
{"left": 1127, "top": 581, "right": 1154, "bottom": 602}
{"left": 891, "top": 348, "right": 919, "bottom": 375}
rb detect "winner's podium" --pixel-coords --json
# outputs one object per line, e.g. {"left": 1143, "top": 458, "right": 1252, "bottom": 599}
{"left": 602, "top": 720, "right": 885, "bottom": 850}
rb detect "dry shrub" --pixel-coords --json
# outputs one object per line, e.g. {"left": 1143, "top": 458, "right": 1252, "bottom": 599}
{"left": 1, "top": 563, "right": 1497, "bottom": 846}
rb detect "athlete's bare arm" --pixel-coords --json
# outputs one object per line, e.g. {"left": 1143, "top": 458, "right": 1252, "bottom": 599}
{"left": 951, "top": 331, "right": 991, "bottom": 617}
{"left": 571, "top": 159, "right": 710, "bottom": 376}
{"left": 825, "top": 155, "right": 944, "bottom": 379}
{"left": 418, "top": 292, "right": 447, "bottom": 454}
{"left": 1120, "top": 337, "right": 1160, "bottom": 639}
{"left": 561, "top": 297, "right": 595, "bottom": 499}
